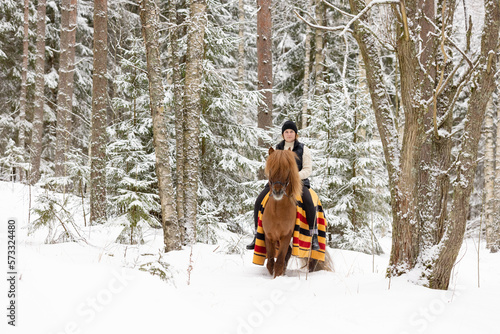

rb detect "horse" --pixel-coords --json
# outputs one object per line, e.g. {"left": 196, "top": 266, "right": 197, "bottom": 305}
{"left": 261, "top": 147, "right": 303, "bottom": 277}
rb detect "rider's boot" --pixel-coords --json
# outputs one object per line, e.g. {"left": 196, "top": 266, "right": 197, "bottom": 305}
{"left": 311, "top": 232, "right": 320, "bottom": 251}
{"left": 246, "top": 234, "right": 256, "bottom": 250}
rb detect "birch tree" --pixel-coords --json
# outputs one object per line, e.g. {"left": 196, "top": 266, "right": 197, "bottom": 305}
{"left": 30, "top": 0, "right": 47, "bottom": 184}
{"left": 89, "top": 0, "right": 108, "bottom": 225}
{"left": 484, "top": 99, "right": 495, "bottom": 251}
{"left": 493, "top": 93, "right": 500, "bottom": 252}
{"left": 183, "top": 0, "right": 207, "bottom": 245}
{"left": 139, "top": 0, "right": 180, "bottom": 251}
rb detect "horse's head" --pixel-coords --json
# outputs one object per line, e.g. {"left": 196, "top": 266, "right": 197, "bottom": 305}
{"left": 269, "top": 179, "right": 289, "bottom": 201}
{"left": 265, "top": 147, "right": 301, "bottom": 201}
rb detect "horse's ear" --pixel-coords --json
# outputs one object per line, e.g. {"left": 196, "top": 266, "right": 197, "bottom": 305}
{"left": 287, "top": 147, "right": 292, "bottom": 151}
{"left": 269, "top": 147, "right": 274, "bottom": 155}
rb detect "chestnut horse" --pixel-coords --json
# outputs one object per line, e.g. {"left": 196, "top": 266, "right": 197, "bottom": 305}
{"left": 261, "top": 147, "right": 303, "bottom": 277}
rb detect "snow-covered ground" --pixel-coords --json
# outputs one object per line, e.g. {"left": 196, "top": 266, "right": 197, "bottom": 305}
{"left": 1, "top": 181, "right": 499, "bottom": 334}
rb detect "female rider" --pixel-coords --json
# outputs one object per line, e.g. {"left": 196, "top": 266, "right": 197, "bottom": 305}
{"left": 247, "top": 120, "right": 319, "bottom": 251}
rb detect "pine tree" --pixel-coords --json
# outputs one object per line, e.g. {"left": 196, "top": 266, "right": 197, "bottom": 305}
{"left": 31, "top": 0, "right": 47, "bottom": 184}
{"left": 54, "top": 0, "right": 78, "bottom": 184}
{"left": 90, "top": 0, "right": 108, "bottom": 225}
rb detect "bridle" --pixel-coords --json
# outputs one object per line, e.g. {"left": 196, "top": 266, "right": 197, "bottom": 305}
{"left": 269, "top": 179, "right": 290, "bottom": 197}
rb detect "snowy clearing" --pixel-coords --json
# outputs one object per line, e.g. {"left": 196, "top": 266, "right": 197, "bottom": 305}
{"left": 1, "top": 181, "right": 499, "bottom": 334}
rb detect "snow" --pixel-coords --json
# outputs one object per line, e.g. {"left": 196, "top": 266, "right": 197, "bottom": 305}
{"left": 1, "top": 181, "right": 499, "bottom": 334}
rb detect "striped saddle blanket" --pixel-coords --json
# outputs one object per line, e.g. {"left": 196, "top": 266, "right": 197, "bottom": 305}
{"left": 252, "top": 188, "right": 327, "bottom": 265}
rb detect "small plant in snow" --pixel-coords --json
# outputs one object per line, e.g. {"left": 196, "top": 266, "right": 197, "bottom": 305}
{"left": 139, "top": 252, "right": 173, "bottom": 283}
{"left": 30, "top": 190, "right": 85, "bottom": 244}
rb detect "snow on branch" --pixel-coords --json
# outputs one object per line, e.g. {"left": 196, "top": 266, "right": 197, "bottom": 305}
{"left": 321, "top": 0, "right": 355, "bottom": 19}
{"left": 293, "top": 10, "right": 346, "bottom": 33}
{"left": 294, "top": 0, "right": 398, "bottom": 51}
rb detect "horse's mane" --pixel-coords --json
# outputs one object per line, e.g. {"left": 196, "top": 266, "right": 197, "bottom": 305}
{"left": 265, "top": 149, "right": 302, "bottom": 200}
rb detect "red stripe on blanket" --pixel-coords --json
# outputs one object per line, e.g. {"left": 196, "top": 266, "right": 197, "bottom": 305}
{"left": 254, "top": 245, "right": 266, "bottom": 254}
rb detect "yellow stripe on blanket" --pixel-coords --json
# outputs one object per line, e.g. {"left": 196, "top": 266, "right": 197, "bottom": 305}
{"left": 252, "top": 188, "right": 327, "bottom": 265}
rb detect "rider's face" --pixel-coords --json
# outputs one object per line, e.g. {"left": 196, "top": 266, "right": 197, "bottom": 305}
{"left": 283, "top": 129, "right": 296, "bottom": 143}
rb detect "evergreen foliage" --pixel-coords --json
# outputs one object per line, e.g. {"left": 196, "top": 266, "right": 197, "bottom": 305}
{"left": 1, "top": 0, "right": 398, "bottom": 252}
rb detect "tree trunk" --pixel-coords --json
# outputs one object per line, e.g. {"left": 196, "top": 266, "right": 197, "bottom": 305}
{"left": 19, "top": 0, "right": 29, "bottom": 183}
{"left": 313, "top": 0, "right": 324, "bottom": 95}
{"left": 89, "top": 0, "right": 108, "bottom": 225}
{"left": 301, "top": 0, "right": 312, "bottom": 129}
{"left": 31, "top": 0, "right": 47, "bottom": 185}
{"left": 55, "top": 0, "right": 77, "bottom": 182}
{"left": 238, "top": 0, "right": 245, "bottom": 92}
{"left": 493, "top": 91, "right": 500, "bottom": 253}
{"left": 349, "top": 0, "right": 405, "bottom": 273}
{"left": 484, "top": 98, "right": 495, "bottom": 250}
{"left": 415, "top": 1, "right": 454, "bottom": 264}
{"left": 169, "top": 0, "right": 186, "bottom": 245}
{"left": 140, "top": 0, "right": 180, "bottom": 252}
{"left": 429, "top": 0, "right": 500, "bottom": 289}
{"left": 256, "top": 0, "right": 272, "bottom": 143}
{"left": 183, "top": 0, "right": 207, "bottom": 245}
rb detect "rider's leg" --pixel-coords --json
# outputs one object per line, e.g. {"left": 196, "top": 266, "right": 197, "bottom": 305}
{"left": 302, "top": 185, "right": 319, "bottom": 251}
{"left": 246, "top": 184, "right": 270, "bottom": 249}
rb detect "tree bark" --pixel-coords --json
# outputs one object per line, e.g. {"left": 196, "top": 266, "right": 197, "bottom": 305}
{"left": 169, "top": 0, "right": 186, "bottom": 245}
{"left": 140, "top": 0, "right": 180, "bottom": 252}
{"left": 301, "top": 0, "right": 312, "bottom": 129}
{"left": 484, "top": 98, "right": 495, "bottom": 250}
{"left": 313, "top": 0, "right": 324, "bottom": 96}
{"left": 347, "top": 0, "right": 497, "bottom": 289}
{"left": 183, "top": 0, "right": 207, "bottom": 245}
{"left": 256, "top": 0, "right": 272, "bottom": 142}
{"left": 238, "top": 0, "right": 245, "bottom": 92}
{"left": 18, "top": 0, "right": 29, "bottom": 182}
{"left": 55, "top": 0, "right": 77, "bottom": 182}
{"left": 349, "top": 0, "right": 406, "bottom": 273}
{"left": 415, "top": 0, "right": 455, "bottom": 264}
{"left": 429, "top": 0, "right": 500, "bottom": 289}
{"left": 31, "top": 0, "right": 47, "bottom": 185}
{"left": 90, "top": 0, "right": 108, "bottom": 225}
{"left": 493, "top": 91, "right": 500, "bottom": 253}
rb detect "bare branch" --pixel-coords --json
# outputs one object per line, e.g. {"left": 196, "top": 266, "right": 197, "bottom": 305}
{"left": 432, "top": 0, "right": 449, "bottom": 138}
{"left": 339, "top": 0, "right": 400, "bottom": 36}
{"left": 322, "top": 0, "right": 354, "bottom": 18}
{"left": 293, "top": 10, "right": 345, "bottom": 32}
{"left": 294, "top": 6, "right": 395, "bottom": 52}
{"left": 447, "top": 37, "right": 473, "bottom": 68}
{"left": 436, "top": 58, "right": 481, "bottom": 129}
{"left": 399, "top": 0, "right": 410, "bottom": 41}
{"left": 422, "top": 14, "right": 473, "bottom": 68}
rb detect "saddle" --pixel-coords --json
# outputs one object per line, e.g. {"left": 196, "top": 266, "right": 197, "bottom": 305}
{"left": 252, "top": 188, "right": 327, "bottom": 265}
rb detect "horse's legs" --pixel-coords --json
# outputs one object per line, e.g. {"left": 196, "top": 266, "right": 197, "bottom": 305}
{"left": 285, "top": 245, "right": 292, "bottom": 268}
{"left": 283, "top": 245, "right": 292, "bottom": 275}
{"left": 264, "top": 236, "right": 275, "bottom": 276}
{"left": 274, "top": 233, "right": 293, "bottom": 278}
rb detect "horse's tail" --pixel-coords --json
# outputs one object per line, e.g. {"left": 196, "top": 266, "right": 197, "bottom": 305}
{"left": 299, "top": 249, "right": 334, "bottom": 272}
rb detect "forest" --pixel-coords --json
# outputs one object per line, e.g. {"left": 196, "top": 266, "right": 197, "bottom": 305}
{"left": 0, "top": 0, "right": 499, "bottom": 293}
